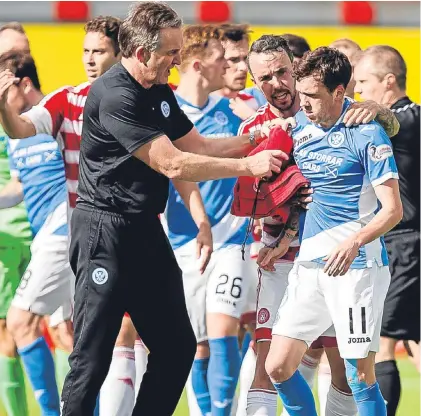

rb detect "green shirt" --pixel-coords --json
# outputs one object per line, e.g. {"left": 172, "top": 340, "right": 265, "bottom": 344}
{"left": 0, "top": 125, "right": 32, "bottom": 246}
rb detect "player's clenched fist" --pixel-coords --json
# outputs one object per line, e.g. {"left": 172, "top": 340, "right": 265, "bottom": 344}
{"left": 0, "top": 70, "right": 19, "bottom": 110}
{"left": 245, "top": 149, "right": 288, "bottom": 179}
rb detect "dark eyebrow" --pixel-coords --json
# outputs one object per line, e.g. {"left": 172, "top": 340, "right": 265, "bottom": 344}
{"left": 300, "top": 91, "right": 318, "bottom": 98}
{"left": 258, "top": 73, "right": 272, "bottom": 81}
{"left": 84, "top": 48, "right": 106, "bottom": 52}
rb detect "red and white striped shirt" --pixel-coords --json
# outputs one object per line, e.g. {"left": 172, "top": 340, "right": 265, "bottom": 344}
{"left": 23, "top": 82, "right": 90, "bottom": 209}
{"left": 238, "top": 103, "right": 299, "bottom": 263}
{"left": 237, "top": 91, "right": 259, "bottom": 111}
{"left": 238, "top": 102, "right": 278, "bottom": 135}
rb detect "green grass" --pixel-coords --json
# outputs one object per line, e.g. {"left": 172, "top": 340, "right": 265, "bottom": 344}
{"left": 1, "top": 358, "right": 419, "bottom": 415}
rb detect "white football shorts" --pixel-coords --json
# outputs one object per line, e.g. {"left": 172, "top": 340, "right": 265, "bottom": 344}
{"left": 12, "top": 201, "right": 75, "bottom": 324}
{"left": 177, "top": 244, "right": 254, "bottom": 342}
{"left": 272, "top": 261, "right": 391, "bottom": 358}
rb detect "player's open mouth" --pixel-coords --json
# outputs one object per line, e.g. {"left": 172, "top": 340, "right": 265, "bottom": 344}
{"left": 273, "top": 92, "right": 289, "bottom": 101}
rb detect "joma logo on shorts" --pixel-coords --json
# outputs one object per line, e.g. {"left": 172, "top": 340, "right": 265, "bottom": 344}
{"left": 348, "top": 337, "right": 371, "bottom": 344}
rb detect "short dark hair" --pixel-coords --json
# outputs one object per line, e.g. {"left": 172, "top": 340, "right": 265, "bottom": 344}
{"left": 294, "top": 47, "right": 352, "bottom": 93}
{"left": 0, "top": 22, "right": 26, "bottom": 35}
{"left": 119, "top": 1, "right": 182, "bottom": 58}
{"left": 281, "top": 34, "right": 311, "bottom": 59}
{"left": 0, "top": 52, "right": 40, "bottom": 90}
{"left": 247, "top": 35, "right": 294, "bottom": 73}
{"left": 363, "top": 45, "right": 407, "bottom": 90}
{"left": 84, "top": 16, "right": 121, "bottom": 56}
{"left": 219, "top": 23, "right": 251, "bottom": 44}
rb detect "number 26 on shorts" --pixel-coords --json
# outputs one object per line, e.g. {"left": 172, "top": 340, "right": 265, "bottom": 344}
{"left": 215, "top": 274, "right": 243, "bottom": 299}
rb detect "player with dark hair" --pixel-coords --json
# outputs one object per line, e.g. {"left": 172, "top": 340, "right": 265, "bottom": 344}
{"left": 355, "top": 45, "right": 420, "bottom": 416}
{"left": 240, "top": 35, "right": 400, "bottom": 416}
{"left": 265, "top": 46, "right": 402, "bottom": 416}
{"left": 330, "top": 38, "right": 362, "bottom": 98}
{"left": 216, "top": 23, "right": 260, "bottom": 121}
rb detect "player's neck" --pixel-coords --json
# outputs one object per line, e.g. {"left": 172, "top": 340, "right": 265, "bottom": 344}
{"left": 381, "top": 89, "right": 407, "bottom": 108}
{"left": 319, "top": 103, "right": 344, "bottom": 129}
{"left": 176, "top": 78, "right": 212, "bottom": 108}
{"left": 28, "top": 90, "right": 44, "bottom": 108}
{"left": 121, "top": 57, "right": 154, "bottom": 89}
{"left": 269, "top": 97, "right": 301, "bottom": 119}
{"left": 215, "top": 87, "right": 238, "bottom": 99}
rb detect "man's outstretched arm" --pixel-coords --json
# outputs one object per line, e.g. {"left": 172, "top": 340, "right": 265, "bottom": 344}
{"left": 173, "top": 126, "right": 265, "bottom": 158}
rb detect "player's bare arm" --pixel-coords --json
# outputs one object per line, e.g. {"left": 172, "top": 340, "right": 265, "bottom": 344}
{"left": 173, "top": 125, "right": 267, "bottom": 158}
{"left": 324, "top": 178, "right": 403, "bottom": 277}
{"left": 343, "top": 100, "right": 400, "bottom": 137}
{"left": 0, "top": 175, "right": 24, "bottom": 208}
{"left": 259, "top": 206, "right": 300, "bottom": 270}
{"left": 0, "top": 70, "right": 36, "bottom": 139}
{"left": 133, "top": 133, "right": 286, "bottom": 181}
{"left": 172, "top": 179, "right": 213, "bottom": 274}
{"left": 374, "top": 104, "right": 400, "bottom": 137}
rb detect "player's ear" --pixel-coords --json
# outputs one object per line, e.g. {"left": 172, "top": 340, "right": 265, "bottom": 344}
{"left": 20, "top": 77, "right": 32, "bottom": 94}
{"left": 192, "top": 59, "right": 201, "bottom": 73}
{"left": 334, "top": 85, "right": 345, "bottom": 101}
{"left": 135, "top": 46, "right": 150, "bottom": 65}
{"left": 384, "top": 73, "right": 395, "bottom": 89}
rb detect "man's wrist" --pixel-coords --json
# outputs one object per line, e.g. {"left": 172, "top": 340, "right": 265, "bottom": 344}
{"left": 198, "top": 221, "right": 211, "bottom": 230}
{"left": 241, "top": 157, "right": 252, "bottom": 176}
{"left": 249, "top": 130, "right": 257, "bottom": 147}
{"left": 248, "top": 130, "right": 264, "bottom": 147}
{"left": 354, "top": 234, "right": 364, "bottom": 249}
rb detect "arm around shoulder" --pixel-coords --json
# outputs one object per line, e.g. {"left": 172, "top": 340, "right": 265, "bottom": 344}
{"left": 375, "top": 105, "right": 400, "bottom": 138}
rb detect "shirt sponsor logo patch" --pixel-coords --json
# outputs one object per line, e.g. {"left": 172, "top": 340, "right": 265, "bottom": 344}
{"left": 328, "top": 132, "right": 345, "bottom": 148}
{"left": 348, "top": 337, "right": 371, "bottom": 344}
{"left": 294, "top": 133, "right": 313, "bottom": 149}
{"left": 368, "top": 144, "right": 393, "bottom": 161}
{"left": 214, "top": 110, "right": 229, "bottom": 126}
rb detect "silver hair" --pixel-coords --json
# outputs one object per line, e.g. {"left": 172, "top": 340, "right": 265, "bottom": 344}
{"left": 119, "top": 1, "right": 182, "bottom": 58}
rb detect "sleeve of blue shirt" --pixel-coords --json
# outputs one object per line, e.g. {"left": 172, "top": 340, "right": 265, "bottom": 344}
{"left": 6, "top": 139, "right": 20, "bottom": 178}
{"left": 352, "top": 123, "right": 399, "bottom": 187}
